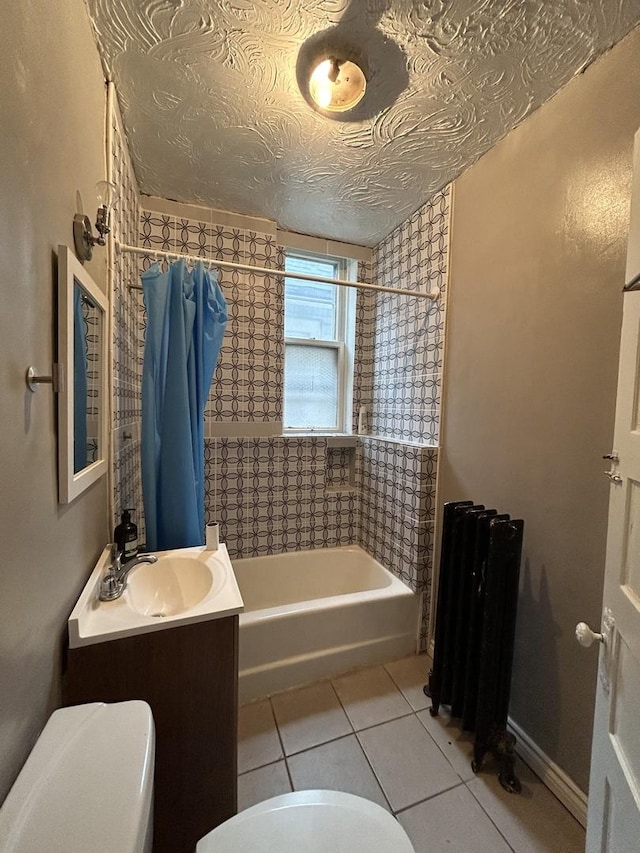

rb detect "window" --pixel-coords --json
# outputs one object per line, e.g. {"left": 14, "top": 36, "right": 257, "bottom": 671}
{"left": 283, "top": 252, "right": 356, "bottom": 433}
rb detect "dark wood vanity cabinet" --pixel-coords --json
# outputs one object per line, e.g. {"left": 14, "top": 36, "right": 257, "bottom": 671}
{"left": 65, "top": 615, "right": 238, "bottom": 853}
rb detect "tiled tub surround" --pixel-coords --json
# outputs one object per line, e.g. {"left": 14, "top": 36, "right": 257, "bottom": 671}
{"left": 139, "top": 211, "right": 285, "bottom": 429}
{"left": 111, "top": 98, "right": 145, "bottom": 543}
{"left": 357, "top": 439, "right": 437, "bottom": 652}
{"left": 356, "top": 187, "right": 451, "bottom": 648}
{"left": 368, "top": 186, "right": 450, "bottom": 445}
{"left": 357, "top": 440, "right": 437, "bottom": 595}
{"left": 234, "top": 546, "right": 419, "bottom": 702}
{"left": 108, "top": 155, "right": 450, "bottom": 641}
{"left": 204, "top": 438, "right": 358, "bottom": 559}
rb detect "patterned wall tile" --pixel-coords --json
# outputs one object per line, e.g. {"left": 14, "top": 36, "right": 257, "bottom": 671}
{"left": 326, "top": 447, "right": 352, "bottom": 489}
{"left": 113, "top": 115, "right": 447, "bottom": 647}
{"left": 357, "top": 437, "right": 438, "bottom": 631}
{"left": 140, "top": 211, "right": 175, "bottom": 251}
{"left": 111, "top": 99, "right": 145, "bottom": 543}
{"left": 176, "top": 218, "right": 212, "bottom": 256}
{"left": 369, "top": 185, "right": 451, "bottom": 446}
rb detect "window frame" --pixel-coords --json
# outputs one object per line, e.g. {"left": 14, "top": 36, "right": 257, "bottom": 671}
{"left": 283, "top": 250, "right": 356, "bottom": 435}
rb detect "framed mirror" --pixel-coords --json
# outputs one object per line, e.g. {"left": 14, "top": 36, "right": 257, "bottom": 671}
{"left": 58, "top": 245, "right": 108, "bottom": 503}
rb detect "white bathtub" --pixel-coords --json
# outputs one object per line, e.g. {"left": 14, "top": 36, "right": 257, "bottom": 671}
{"left": 233, "top": 545, "right": 419, "bottom": 702}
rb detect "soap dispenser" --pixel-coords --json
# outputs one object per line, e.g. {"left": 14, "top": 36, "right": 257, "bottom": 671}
{"left": 114, "top": 509, "right": 138, "bottom": 559}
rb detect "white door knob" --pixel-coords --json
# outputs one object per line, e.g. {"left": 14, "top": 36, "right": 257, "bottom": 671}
{"left": 575, "top": 622, "right": 604, "bottom": 647}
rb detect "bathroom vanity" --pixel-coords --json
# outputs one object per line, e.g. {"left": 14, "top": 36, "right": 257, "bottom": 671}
{"left": 65, "top": 545, "right": 244, "bottom": 853}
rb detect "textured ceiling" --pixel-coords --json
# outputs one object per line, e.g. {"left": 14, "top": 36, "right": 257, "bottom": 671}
{"left": 87, "top": 0, "right": 640, "bottom": 246}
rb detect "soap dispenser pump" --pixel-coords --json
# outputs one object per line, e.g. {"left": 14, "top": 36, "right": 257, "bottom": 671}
{"left": 114, "top": 509, "right": 138, "bottom": 559}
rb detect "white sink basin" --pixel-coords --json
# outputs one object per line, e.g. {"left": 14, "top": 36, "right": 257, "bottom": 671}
{"left": 127, "top": 557, "right": 218, "bottom": 617}
{"left": 68, "top": 545, "right": 244, "bottom": 648}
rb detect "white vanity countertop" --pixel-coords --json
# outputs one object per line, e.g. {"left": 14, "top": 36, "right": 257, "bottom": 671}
{"left": 68, "top": 543, "right": 244, "bottom": 648}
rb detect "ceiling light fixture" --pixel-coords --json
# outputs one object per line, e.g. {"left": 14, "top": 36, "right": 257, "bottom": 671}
{"left": 297, "top": 23, "right": 406, "bottom": 123}
{"left": 308, "top": 56, "right": 367, "bottom": 113}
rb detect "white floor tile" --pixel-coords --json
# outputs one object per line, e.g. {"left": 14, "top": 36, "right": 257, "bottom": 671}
{"left": 332, "top": 665, "right": 413, "bottom": 731}
{"left": 467, "top": 758, "right": 586, "bottom": 853}
{"left": 416, "top": 707, "right": 476, "bottom": 782}
{"left": 271, "top": 681, "right": 352, "bottom": 755}
{"left": 385, "top": 655, "right": 432, "bottom": 712}
{"left": 358, "top": 714, "right": 461, "bottom": 812}
{"left": 287, "top": 734, "right": 390, "bottom": 810}
{"left": 238, "top": 699, "right": 283, "bottom": 774}
{"left": 238, "top": 760, "right": 292, "bottom": 811}
{"left": 398, "top": 784, "right": 512, "bottom": 853}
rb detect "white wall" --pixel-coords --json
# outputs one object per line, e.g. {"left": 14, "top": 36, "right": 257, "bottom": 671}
{"left": 440, "top": 24, "right": 640, "bottom": 791}
{"left": 0, "top": 0, "right": 108, "bottom": 799}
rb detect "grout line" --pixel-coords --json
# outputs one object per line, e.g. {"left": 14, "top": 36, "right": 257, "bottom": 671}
{"left": 465, "top": 780, "right": 517, "bottom": 853}
{"left": 328, "top": 679, "right": 395, "bottom": 813}
{"left": 269, "top": 696, "right": 295, "bottom": 792}
{"left": 382, "top": 657, "right": 432, "bottom": 711}
{"left": 353, "top": 706, "right": 416, "bottom": 732}
{"left": 329, "top": 685, "right": 415, "bottom": 735}
{"left": 350, "top": 730, "right": 395, "bottom": 814}
{"left": 237, "top": 756, "right": 287, "bottom": 778}
{"left": 391, "top": 779, "right": 467, "bottom": 817}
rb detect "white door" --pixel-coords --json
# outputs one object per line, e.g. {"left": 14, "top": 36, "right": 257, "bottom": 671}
{"left": 583, "top": 130, "right": 640, "bottom": 853}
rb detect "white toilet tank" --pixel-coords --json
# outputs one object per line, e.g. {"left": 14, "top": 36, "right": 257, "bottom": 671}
{"left": 0, "top": 701, "right": 155, "bottom": 853}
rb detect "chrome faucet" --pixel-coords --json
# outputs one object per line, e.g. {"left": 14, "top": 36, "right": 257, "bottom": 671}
{"left": 99, "top": 543, "right": 158, "bottom": 601}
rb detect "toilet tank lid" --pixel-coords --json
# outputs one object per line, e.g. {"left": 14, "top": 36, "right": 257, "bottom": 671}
{"left": 0, "top": 701, "right": 155, "bottom": 853}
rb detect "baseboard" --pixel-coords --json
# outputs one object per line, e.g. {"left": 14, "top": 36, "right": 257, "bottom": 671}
{"left": 507, "top": 717, "right": 588, "bottom": 828}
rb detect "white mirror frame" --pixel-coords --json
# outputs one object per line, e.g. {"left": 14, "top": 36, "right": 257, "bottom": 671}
{"left": 58, "top": 245, "right": 108, "bottom": 503}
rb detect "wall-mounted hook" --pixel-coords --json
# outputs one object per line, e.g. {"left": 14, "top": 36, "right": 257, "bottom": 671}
{"left": 26, "top": 364, "right": 64, "bottom": 393}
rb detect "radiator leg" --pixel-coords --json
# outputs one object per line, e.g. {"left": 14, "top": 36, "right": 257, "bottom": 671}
{"left": 471, "top": 728, "right": 521, "bottom": 793}
{"left": 496, "top": 731, "right": 521, "bottom": 794}
{"left": 424, "top": 668, "right": 441, "bottom": 716}
{"left": 471, "top": 741, "right": 486, "bottom": 773}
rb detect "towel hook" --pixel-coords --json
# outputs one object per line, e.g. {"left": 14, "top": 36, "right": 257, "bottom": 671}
{"left": 26, "top": 364, "right": 64, "bottom": 393}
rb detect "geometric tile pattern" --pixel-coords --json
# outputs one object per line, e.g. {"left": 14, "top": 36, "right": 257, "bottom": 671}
{"left": 112, "top": 121, "right": 447, "bottom": 641}
{"left": 111, "top": 100, "right": 145, "bottom": 543}
{"left": 357, "top": 438, "right": 438, "bottom": 650}
{"left": 205, "top": 437, "right": 358, "bottom": 559}
{"left": 369, "top": 186, "right": 450, "bottom": 444}
{"left": 354, "top": 186, "right": 451, "bottom": 647}
{"left": 325, "top": 447, "right": 353, "bottom": 490}
{"left": 138, "top": 212, "right": 285, "bottom": 428}
{"left": 357, "top": 438, "right": 437, "bottom": 590}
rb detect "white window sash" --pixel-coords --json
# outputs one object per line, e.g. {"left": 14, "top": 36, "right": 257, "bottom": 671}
{"left": 283, "top": 252, "right": 356, "bottom": 435}
{"left": 283, "top": 338, "right": 345, "bottom": 433}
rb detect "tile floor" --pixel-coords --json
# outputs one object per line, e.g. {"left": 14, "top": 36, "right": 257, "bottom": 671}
{"left": 238, "top": 655, "right": 586, "bottom": 853}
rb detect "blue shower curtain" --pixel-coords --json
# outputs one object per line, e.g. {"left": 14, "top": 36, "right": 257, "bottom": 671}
{"left": 141, "top": 260, "right": 227, "bottom": 551}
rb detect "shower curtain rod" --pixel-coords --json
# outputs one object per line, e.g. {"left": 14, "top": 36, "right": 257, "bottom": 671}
{"left": 115, "top": 242, "right": 439, "bottom": 300}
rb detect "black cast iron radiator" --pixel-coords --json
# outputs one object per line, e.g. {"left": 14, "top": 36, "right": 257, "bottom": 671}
{"left": 425, "top": 501, "right": 524, "bottom": 793}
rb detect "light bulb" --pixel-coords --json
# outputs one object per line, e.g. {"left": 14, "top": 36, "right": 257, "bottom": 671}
{"left": 95, "top": 180, "right": 119, "bottom": 210}
{"left": 310, "top": 59, "right": 334, "bottom": 109}
{"left": 308, "top": 57, "right": 366, "bottom": 113}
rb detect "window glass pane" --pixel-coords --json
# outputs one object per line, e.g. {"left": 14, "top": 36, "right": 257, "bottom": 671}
{"left": 285, "top": 255, "right": 338, "bottom": 339}
{"left": 284, "top": 344, "right": 338, "bottom": 429}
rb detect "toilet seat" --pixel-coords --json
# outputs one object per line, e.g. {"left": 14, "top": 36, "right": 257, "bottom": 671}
{"left": 197, "top": 790, "right": 414, "bottom": 853}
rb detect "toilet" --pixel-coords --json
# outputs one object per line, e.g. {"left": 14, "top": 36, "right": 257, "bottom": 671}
{"left": 198, "top": 789, "right": 415, "bottom": 853}
{"left": 0, "top": 702, "right": 414, "bottom": 853}
{"left": 0, "top": 701, "right": 155, "bottom": 853}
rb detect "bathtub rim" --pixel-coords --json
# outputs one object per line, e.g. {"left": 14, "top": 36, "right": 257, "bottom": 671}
{"left": 234, "top": 545, "right": 415, "bottom": 626}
